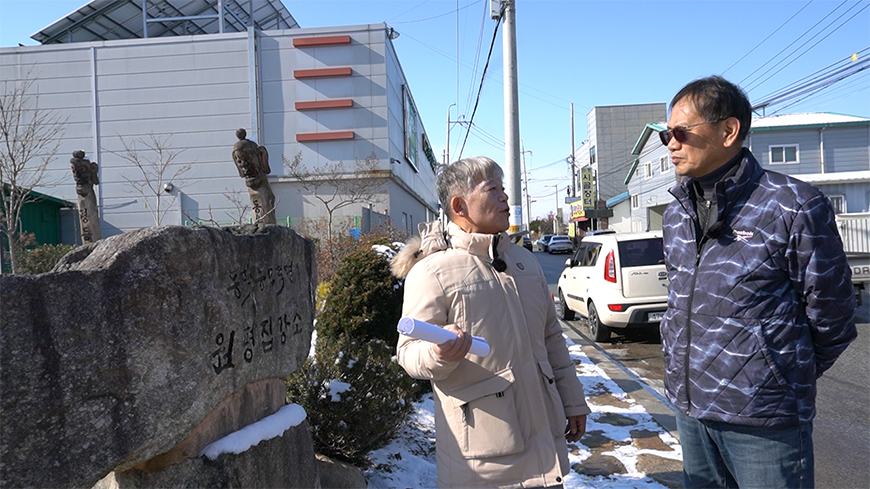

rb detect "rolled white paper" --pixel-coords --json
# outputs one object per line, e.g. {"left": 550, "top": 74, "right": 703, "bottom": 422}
{"left": 397, "top": 317, "right": 491, "bottom": 357}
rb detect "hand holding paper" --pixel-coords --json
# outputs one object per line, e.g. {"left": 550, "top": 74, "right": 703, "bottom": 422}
{"left": 397, "top": 317, "right": 491, "bottom": 357}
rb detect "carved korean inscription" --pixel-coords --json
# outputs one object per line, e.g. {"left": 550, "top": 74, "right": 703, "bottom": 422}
{"left": 212, "top": 260, "right": 303, "bottom": 375}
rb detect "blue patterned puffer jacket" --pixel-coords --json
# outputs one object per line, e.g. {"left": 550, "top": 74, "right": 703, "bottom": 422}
{"left": 661, "top": 149, "right": 857, "bottom": 427}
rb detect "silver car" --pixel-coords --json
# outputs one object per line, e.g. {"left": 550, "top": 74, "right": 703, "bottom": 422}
{"left": 547, "top": 235, "right": 573, "bottom": 254}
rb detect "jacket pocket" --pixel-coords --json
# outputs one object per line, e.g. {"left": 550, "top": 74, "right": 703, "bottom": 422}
{"left": 537, "top": 360, "right": 568, "bottom": 438}
{"left": 444, "top": 367, "right": 525, "bottom": 459}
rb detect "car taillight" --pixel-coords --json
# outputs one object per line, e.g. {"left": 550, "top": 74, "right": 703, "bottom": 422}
{"left": 604, "top": 250, "right": 617, "bottom": 283}
{"left": 608, "top": 304, "right": 624, "bottom": 312}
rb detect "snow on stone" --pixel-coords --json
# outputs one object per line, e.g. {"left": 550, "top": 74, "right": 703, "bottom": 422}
{"left": 199, "top": 404, "right": 307, "bottom": 460}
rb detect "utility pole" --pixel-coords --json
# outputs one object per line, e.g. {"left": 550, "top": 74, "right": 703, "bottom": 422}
{"left": 546, "top": 184, "right": 559, "bottom": 235}
{"left": 521, "top": 142, "right": 532, "bottom": 233}
{"left": 553, "top": 184, "right": 559, "bottom": 235}
{"left": 570, "top": 102, "right": 576, "bottom": 197}
{"left": 496, "top": 0, "right": 522, "bottom": 233}
{"left": 445, "top": 103, "right": 456, "bottom": 164}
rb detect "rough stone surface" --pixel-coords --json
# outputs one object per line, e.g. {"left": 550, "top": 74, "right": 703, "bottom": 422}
{"left": 113, "top": 422, "right": 320, "bottom": 488}
{"left": 586, "top": 393, "right": 633, "bottom": 409}
{"left": 315, "top": 453, "right": 366, "bottom": 489}
{"left": 636, "top": 453, "right": 684, "bottom": 488}
{"left": 136, "top": 378, "right": 286, "bottom": 472}
{"left": 595, "top": 412, "right": 639, "bottom": 427}
{"left": 0, "top": 225, "right": 316, "bottom": 489}
{"left": 572, "top": 451, "right": 626, "bottom": 477}
{"left": 576, "top": 430, "right": 614, "bottom": 449}
{"left": 630, "top": 429, "right": 675, "bottom": 452}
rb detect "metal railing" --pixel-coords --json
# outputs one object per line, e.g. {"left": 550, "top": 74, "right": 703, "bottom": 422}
{"left": 836, "top": 213, "right": 870, "bottom": 254}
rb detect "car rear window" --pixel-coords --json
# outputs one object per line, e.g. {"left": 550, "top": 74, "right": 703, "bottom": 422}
{"left": 617, "top": 238, "right": 664, "bottom": 267}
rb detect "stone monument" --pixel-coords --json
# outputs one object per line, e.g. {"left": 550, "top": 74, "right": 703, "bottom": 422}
{"left": 232, "top": 129, "right": 276, "bottom": 225}
{"left": 70, "top": 149, "right": 102, "bottom": 243}
{"left": 0, "top": 225, "right": 319, "bottom": 488}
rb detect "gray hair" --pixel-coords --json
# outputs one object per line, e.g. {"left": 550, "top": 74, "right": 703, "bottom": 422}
{"left": 436, "top": 156, "right": 504, "bottom": 220}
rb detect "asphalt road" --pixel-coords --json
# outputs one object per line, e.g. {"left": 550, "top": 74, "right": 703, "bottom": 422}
{"left": 534, "top": 249, "right": 870, "bottom": 489}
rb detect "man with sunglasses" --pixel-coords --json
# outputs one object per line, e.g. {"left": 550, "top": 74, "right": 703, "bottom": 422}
{"left": 659, "top": 75, "right": 857, "bottom": 488}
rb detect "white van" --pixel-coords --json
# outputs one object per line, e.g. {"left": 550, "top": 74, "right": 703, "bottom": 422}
{"left": 557, "top": 231, "right": 669, "bottom": 342}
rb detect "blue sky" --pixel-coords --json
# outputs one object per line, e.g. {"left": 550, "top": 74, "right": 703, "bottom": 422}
{"left": 1, "top": 0, "right": 868, "bottom": 219}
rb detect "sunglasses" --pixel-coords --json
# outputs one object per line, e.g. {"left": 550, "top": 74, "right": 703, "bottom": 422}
{"left": 659, "top": 119, "right": 725, "bottom": 146}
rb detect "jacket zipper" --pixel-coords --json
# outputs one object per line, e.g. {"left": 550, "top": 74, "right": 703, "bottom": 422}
{"left": 684, "top": 207, "right": 711, "bottom": 416}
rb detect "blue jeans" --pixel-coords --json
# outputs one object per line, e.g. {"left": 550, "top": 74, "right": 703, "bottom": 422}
{"left": 675, "top": 410, "right": 814, "bottom": 488}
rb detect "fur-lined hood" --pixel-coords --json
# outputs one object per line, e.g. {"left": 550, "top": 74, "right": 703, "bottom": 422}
{"left": 390, "top": 221, "right": 447, "bottom": 279}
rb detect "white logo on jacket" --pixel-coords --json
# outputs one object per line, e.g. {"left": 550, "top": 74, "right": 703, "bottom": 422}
{"left": 734, "top": 230, "right": 754, "bottom": 242}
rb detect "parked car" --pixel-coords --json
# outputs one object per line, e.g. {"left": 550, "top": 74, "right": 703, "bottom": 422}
{"left": 522, "top": 236, "right": 533, "bottom": 251}
{"left": 557, "top": 231, "right": 668, "bottom": 342}
{"left": 535, "top": 234, "right": 554, "bottom": 252}
{"left": 547, "top": 235, "right": 573, "bottom": 254}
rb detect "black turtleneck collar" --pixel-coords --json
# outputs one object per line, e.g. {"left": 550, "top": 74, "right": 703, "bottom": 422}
{"left": 691, "top": 147, "right": 746, "bottom": 199}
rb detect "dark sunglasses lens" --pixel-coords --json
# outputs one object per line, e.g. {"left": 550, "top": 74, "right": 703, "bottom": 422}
{"left": 673, "top": 126, "right": 687, "bottom": 143}
{"left": 659, "top": 130, "right": 670, "bottom": 146}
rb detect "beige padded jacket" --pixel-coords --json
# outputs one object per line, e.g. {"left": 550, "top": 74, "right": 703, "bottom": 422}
{"left": 392, "top": 221, "right": 590, "bottom": 488}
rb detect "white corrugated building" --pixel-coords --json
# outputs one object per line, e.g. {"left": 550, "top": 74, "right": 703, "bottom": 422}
{"left": 0, "top": 0, "right": 439, "bottom": 243}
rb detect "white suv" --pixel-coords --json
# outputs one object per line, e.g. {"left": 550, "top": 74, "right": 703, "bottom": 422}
{"left": 557, "top": 231, "right": 669, "bottom": 342}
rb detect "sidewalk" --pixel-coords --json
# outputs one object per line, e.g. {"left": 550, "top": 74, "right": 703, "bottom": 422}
{"left": 560, "top": 318, "right": 684, "bottom": 488}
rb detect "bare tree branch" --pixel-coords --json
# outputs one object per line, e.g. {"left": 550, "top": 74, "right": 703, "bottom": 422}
{"left": 112, "top": 133, "right": 196, "bottom": 226}
{"left": 0, "top": 72, "right": 67, "bottom": 273}
{"left": 282, "top": 151, "right": 385, "bottom": 241}
{"left": 223, "top": 188, "right": 252, "bottom": 225}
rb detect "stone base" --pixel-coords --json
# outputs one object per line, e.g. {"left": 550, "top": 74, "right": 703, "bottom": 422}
{"left": 113, "top": 422, "right": 320, "bottom": 488}
{"left": 315, "top": 454, "right": 366, "bottom": 489}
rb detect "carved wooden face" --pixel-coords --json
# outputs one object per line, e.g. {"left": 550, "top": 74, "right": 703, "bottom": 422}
{"left": 233, "top": 141, "right": 271, "bottom": 191}
{"left": 233, "top": 146, "right": 264, "bottom": 189}
{"left": 70, "top": 159, "right": 99, "bottom": 195}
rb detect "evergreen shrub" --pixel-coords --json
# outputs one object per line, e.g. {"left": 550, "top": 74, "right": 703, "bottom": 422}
{"left": 286, "top": 334, "right": 418, "bottom": 465}
{"left": 16, "top": 242, "right": 75, "bottom": 275}
{"left": 287, "top": 236, "right": 420, "bottom": 465}
{"left": 316, "top": 239, "right": 403, "bottom": 345}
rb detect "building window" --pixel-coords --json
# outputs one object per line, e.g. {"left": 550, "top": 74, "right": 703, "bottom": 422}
{"left": 660, "top": 155, "right": 670, "bottom": 172}
{"left": 770, "top": 144, "right": 799, "bottom": 164}
{"left": 828, "top": 194, "right": 846, "bottom": 214}
{"left": 589, "top": 146, "right": 596, "bottom": 165}
{"left": 631, "top": 194, "right": 639, "bottom": 209}
{"left": 644, "top": 162, "right": 653, "bottom": 179}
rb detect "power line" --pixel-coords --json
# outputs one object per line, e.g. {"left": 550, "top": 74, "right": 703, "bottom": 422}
{"left": 722, "top": 0, "right": 813, "bottom": 76}
{"left": 753, "top": 48, "right": 870, "bottom": 112}
{"left": 462, "top": 1, "right": 489, "bottom": 123}
{"left": 738, "top": 0, "right": 850, "bottom": 87}
{"left": 390, "top": 0, "right": 482, "bottom": 24}
{"left": 743, "top": 1, "right": 865, "bottom": 92}
{"left": 745, "top": 3, "right": 868, "bottom": 94}
{"left": 398, "top": 32, "right": 587, "bottom": 115}
{"left": 388, "top": 0, "right": 432, "bottom": 22}
{"left": 457, "top": 6, "right": 503, "bottom": 160}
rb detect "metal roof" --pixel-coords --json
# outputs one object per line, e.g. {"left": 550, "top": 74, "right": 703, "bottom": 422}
{"left": 31, "top": 0, "right": 299, "bottom": 45}
{"left": 752, "top": 112, "right": 870, "bottom": 129}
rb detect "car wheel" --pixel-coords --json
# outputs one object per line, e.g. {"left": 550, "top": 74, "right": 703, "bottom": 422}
{"left": 588, "top": 301, "right": 611, "bottom": 342}
{"left": 558, "top": 289, "right": 575, "bottom": 320}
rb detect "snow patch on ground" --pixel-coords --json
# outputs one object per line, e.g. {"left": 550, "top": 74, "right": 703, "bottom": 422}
{"left": 365, "top": 335, "right": 682, "bottom": 489}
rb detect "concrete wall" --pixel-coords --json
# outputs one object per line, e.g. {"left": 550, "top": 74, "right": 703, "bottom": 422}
{"left": 588, "top": 103, "right": 667, "bottom": 201}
